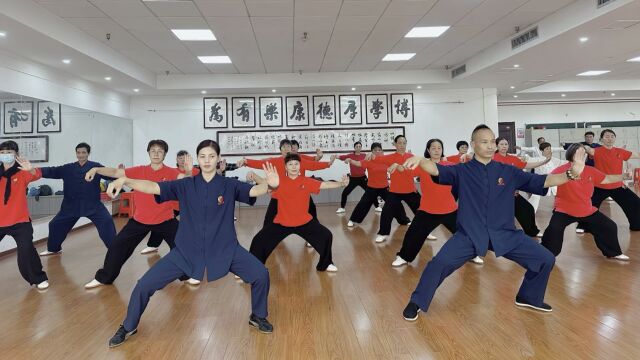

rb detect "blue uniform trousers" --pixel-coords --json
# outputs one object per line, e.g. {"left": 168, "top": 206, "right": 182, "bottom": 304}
{"left": 47, "top": 206, "right": 116, "bottom": 252}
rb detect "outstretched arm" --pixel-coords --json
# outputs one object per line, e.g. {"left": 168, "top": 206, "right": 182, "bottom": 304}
{"left": 106, "top": 177, "right": 160, "bottom": 198}
{"left": 319, "top": 175, "right": 349, "bottom": 190}
{"left": 524, "top": 155, "right": 551, "bottom": 169}
{"left": 403, "top": 156, "right": 439, "bottom": 176}
{"left": 86, "top": 166, "right": 125, "bottom": 182}
{"left": 15, "top": 156, "right": 37, "bottom": 176}
{"left": 247, "top": 163, "right": 279, "bottom": 197}
{"left": 543, "top": 147, "right": 586, "bottom": 188}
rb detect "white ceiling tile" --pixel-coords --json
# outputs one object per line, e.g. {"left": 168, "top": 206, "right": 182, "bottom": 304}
{"left": 110, "top": 16, "right": 166, "bottom": 31}
{"left": 39, "top": 1, "right": 106, "bottom": 18}
{"left": 295, "top": 0, "right": 341, "bottom": 17}
{"left": 457, "top": 0, "right": 529, "bottom": 27}
{"left": 340, "top": 0, "right": 390, "bottom": 17}
{"left": 517, "top": 0, "right": 575, "bottom": 13}
{"left": 158, "top": 17, "right": 210, "bottom": 29}
{"left": 416, "top": 0, "right": 484, "bottom": 26}
{"left": 251, "top": 17, "right": 294, "bottom": 73}
{"left": 144, "top": 1, "right": 202, "bottom": 17}
{"left": 91, "top": 0, "right": 154, "bottom": 17}
{"left": 401, "top": 25, "right": 483, "bottom": 69}
{"left": 120, "top": 48, "right": 181, "bottom": 74}
{"left": 182, "top": 41, "right": 227, "bottom": 56}
{"left": 383, "top": 0, "right": 437, "bottom": 17}
{"left": 194, "top": 0, "right": 248, "bottom": 17}
{"left": 205, "top": 16, "right": 265, "bottom": 73}
{"left": 203, "top": 63, "right": 238, "bottom": 74}
{"left": 294, "top": 16, "right": 335, "bottom": 72}
{"left": 245, "top": 0, "right": 294, "bottom": 17}
{"left": 321, "top": 15, "right": 379, "bottom": 72}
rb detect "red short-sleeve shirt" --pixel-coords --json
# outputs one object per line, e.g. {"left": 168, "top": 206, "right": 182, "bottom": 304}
{"left": 0, "top": 169, "right": 42, "bottom": 227}
{"left": 125, "top": 165, "right": 180, "bottom": 224}
{"left": 414, "top": 161, "right": 457, "bottom": 214}
{"left": 273, "top": 176, "right": 322, "bottom": 227}
{"left": 593, "top": 146, "right": 632, "bottom": 189}
{"left": 552, "top": 163, "right": 606, "bottom": 218}
{"left": 493, "top": 153, "right": 527, "bottom": 169}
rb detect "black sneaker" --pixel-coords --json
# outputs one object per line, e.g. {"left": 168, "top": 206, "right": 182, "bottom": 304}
{"left": 249, "top": 314, "right": 273, "bottom": 334}
{"left": 108, "top": 325, "right": 137, "bottom": 348}
{"left": 403, "top": 302, "right": 421, "bottom": 321}
{"left": 515, "top": 297, "right": 552, "bottom": 312}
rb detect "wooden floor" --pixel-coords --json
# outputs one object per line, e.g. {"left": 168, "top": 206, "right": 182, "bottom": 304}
{"left": 1, "top": 197, "right": 639, "bottom": 360}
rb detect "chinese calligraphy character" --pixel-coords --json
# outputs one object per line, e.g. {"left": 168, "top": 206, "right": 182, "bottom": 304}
{"left": 316, "top": 102, "right": 333, "bottom": 119}
{"left": 290, "top": 101, "right": 305, "bottom": 121}
{"left": 264, "top": 103, "right": 279, "bottom": 121}
{"left": 42, "top": 106, "right": 56, "bottom": 127}
{"left": 8, "top": 107, "right": 29, "bottom": 128}
{"left": 394, "top": 99, "right": 411, "bottom": 118}
{"left": 236, "top": 103, "right": 250, "bottom": 122}
{"left": 209, "top": 104, "right": 223, "bottom": 123}
{"left": 370, "top": 98, "right": 384, "bottom": 119}
{"left": 344, "top": 100, "right": 357, "bottom": 119}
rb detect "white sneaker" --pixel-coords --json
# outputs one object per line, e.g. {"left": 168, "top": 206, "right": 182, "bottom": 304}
{"left": 375, "top": 235, "right": 387, "bottom": 243}
{"left": 392, "top": 256, "right": 408, "bottom": 267}
{"left": 611, "top": 254, "right": 630, "bottom": 261}
{"left": 234, "top": 274, "right": 241, "bottom": 279}
{"left": 305, "top": 242, "right": 313, "bottom": 248}
{"left": 186, "top": 278, "right": 201, "bottom": 285}
{"left": 326, "top": 264, "right": 338, "bottom": 272}
{"left": 375, "top": 207, "right": 383, "bottom": 212}
{"left": 575, "top": 228, "right": 585, "bottom": 234}
{"left": 406, "top": 221, "right": 412, "bottom": 226}
{"left": 39, "top": 250, "right": 61, "bottom": 256}
{"left": 336, "top": 208, "right": 346, "bottom": 214}
{"left": 347, "top": 220, "right": 354, "bottom": 227}
{"left": 427, "top": 234, "right": 437, "bottom": 240}
{"left": 536, "top": 232, "right": 543, "bottom": 238}
{"left": 469, "top": 256, "right": 484, "bottom": 265}
{"left": 84, "top": 279, "right": 104, "bottom": 289}
{"left": 140, "top": 247, "right": 158, "bottom": 254}
{"left": 37, "top": 281, "right": 50, "bottom": 290}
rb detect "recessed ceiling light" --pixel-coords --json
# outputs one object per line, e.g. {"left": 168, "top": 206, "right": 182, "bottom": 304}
{"left": 611, "top": 93, "right": 616, "bottom": 96}
{"left": 405, "top": 26, "right": 450, "bottom": 38}
{"left": 104, "top": 77, "right": 111, "bottom": 81}
{"left": 513, "top": 95, "right": 518, "bottom": 98}
{"left": 513, "top": 64, "right": 520, "bottom": 68}
{"left": 198, "top": 56, "right": 232, "bottom": 64}
{"left": 0, "top": 32, "right": 6, "bottom": 37}
{"left": 416, "top": 85, "right": 422, "bottom": 89}
{"left": 577, "top": 70, "right": 610, "bottom": 76}
{"left": 627, "top": 56, "right": 640, "bottom": 62}
{"left": 351, "top": 87, "right": 356, "bottom": 91}
{"left": 382, "top": 53, "right": 415, "bottom": 61}
{"left": 62, "top": 59, "right": 71, "bottom": 64}
{"left": 510, "top": 86, "right": 515, "bottom": 89}
{"left": 201, "top": 90, "right": 207, "bottom": 94}
{"left": 561, "top": 94, "right": 566, "bottom": 97}
{"left": 272, "top": 89, "right": 276, "bottom": 93}
{"left": 171, "top": 29, "right": 216, "bottom": 41}
{"left": 579, "top": 37, "right": 589, "bottom": 43}
{"left": 133, "top": 89, "right": 140, "bottom": 93}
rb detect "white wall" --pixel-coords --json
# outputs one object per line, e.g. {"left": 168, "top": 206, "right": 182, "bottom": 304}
{"left": 130, "top": 88, "right": 498, "bottom": 180}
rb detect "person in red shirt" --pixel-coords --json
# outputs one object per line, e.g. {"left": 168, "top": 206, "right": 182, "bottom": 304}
{"left": 238, "top": 139, "right": 332, "bottom": 226}
{"left": 83, "top": 140, "right": 193, "bottom": 289}
{"left": 445, "top": 141, "right": 469, "bottom": 164}
{"left": 290, "top": 140, "right": 323, "bottom": 161}
{"left": 577, "top": 129, "right": 640, "bottom": 233}
{"left": 249, "top": 153, "right": 347, "bottom": 272}
{"left": 0, "top": 141, "right": 49, "bottom": 289}
{"left": 142, "top": 149, "right": 200, "bottom": 255}
{"left": 335, "top": 141, "right": 380, "bottom": 213}
{"left": 391, "top": 139, "right": 459, "bottom": 267}
{"left": 370, "top": 135, "right": 418, "bottom": 243}
{"left": 493, "top": 137, "right": 550, "bottom": 237}
{"left": 345, "top": 142, "right": 408, "bottom": 226}
{"left": 542, "top": 143, "right": 630, "bottom": 260}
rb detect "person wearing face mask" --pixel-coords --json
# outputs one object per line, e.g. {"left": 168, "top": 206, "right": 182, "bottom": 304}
{"left": 37, "top": 143, "right": 117, "bottom": 256}
{"left": 0, "top": 141, "right": 49, "bottom": 289}
{"left": 576, "top": 129, "right": 640, "bottom": 234}
{"left": 83, "top": 140, "right": 194, "bottom": 289}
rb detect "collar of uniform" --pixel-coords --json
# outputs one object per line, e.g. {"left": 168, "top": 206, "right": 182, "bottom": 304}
{"left": 196, "top": 171, "right": 221, "bottom": 185}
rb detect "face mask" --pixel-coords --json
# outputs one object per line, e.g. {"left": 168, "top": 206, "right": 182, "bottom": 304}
{"left": 0, "top": 154, "right": 15, "bottom": 164}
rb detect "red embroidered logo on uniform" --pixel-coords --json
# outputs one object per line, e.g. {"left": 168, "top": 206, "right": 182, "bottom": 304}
{"left": 217, "top": 195, "right": 224, "bottom": 205}
{"left": 497, "top": 177, "right": 505, "bottom": 185}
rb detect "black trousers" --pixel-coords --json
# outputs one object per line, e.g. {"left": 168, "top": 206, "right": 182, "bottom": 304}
{"left": 263, "top": 197, "right": 317, "bottom": 226}
{"left": 95, "top": 218, "right": 178, "bottom": 284}
{"left": 378, "top": 192, "right": 420, "bottom": 235}
{"left": 397, "top": 210, "right": 457, "bottom": 262}
{"left": 578, "top": 187, "right": 640, "bottom": 232}
{"left": 350, "top": 187, "right": 408, "bottom": 224}
{"left": 542, "top": 210, "right": 621, "bottom": 257}
{"left": 340, "top": 175, "right": 378, "bottom": 208}
{"left": 147, "top": 210, "right": 180, "bottom": 248}
{"left": 515, "top": 194, "right": 539, "bottom": 236}
{"left": 249, "top": 219, "right": 333, "bottom": 271}
{"left": 0, "top": 222, "right": 48, "bottom": 285}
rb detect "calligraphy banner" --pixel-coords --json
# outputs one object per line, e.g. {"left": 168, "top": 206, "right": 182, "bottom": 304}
{"left": 37, "top": 101, "right": 62, "bottom": 133}
{"left": 216, "top": 126, "right": 405, "bottom": 156}
{"left": 203, "top": 97, "right": 228, "bottom": 129}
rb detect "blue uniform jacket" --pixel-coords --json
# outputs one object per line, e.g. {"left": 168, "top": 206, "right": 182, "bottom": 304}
{"left": 40, "top": 161, "right": 109, "bottom": 215}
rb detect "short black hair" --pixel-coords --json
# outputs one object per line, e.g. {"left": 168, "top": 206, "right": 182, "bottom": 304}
{"left": 176, "top": 150, "right": 189, "bottom": 157}
{"left": 584, "top": 131, "right": 595, "bottom": 137}
{"left": 495, "top": 137, "right": 509, "bottom": 146}
{"left": 471, "top": 124, "right": 492, "bottom": 141}
{"left": 371, "top": 142, "right": 382, "bottom": 151}
{"left": 279, "top": 139, "right": 292, "bottom": 149}
{"left": 600, "top": 129, "right": 616, "bottom": 139}
{"left": 536, "top": 137, "right": 545, "bottom": 144}
{"left": 456, "top": 140, "right": 469, "bottom": 150}
{"left": 196, "top": 140, "right": 220, "bottom": 156}
{"left": 75, "top": 142, "right": 91, "bottom": 153}
{"left": 291, "top": 140, "right": 300, "bottom": 147}
{"left": 147, "top": 139, "right": 168, "bottom": 153}
{"left": 0, "top": 140, "right": 18, "bottom": 152}
{"left": 539, "top": 142, "right": 551, "bottom": 152}
{"left": 284, "top": 152, "right": 301, "bottom": 164}
{"left": 394, "top": 134, "right": 406, "bottom": 143}
{"left": 424, "top": 139, "right": 443, "bottom": 159}
{"left": 565, "top": 143, "right": 583, "bottom": 162}
{"left": 354, "top": 141, "right": 362, "bottom": 147}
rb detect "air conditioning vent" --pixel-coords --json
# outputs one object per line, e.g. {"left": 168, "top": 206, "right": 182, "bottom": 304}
{"left": 451, "top": 64, "right": 466, "bottom": 78}
{"left": 597, "top": 0, "right": 616, "bottom": 8}
{"left": 511, "top": 27, "right": 538, "bottom": 50}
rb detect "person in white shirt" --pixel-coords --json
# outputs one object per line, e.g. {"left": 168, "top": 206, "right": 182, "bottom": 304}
{"left": 516, "top": 137, "right": 564, "bottom": 159}
{"left": 525, "top": 142, "right": 568, "bottom": 213}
